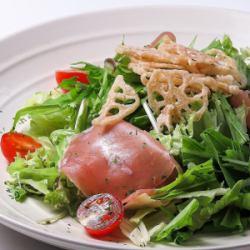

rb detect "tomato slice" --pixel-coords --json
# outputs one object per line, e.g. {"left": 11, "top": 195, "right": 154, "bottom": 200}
{"left": 148, "top": 31, "right": 176, "bottom": 48}
{"left": 1, "top": 132, "right": 42, "bottom": 162}
{"left": 55, "top": 70, "right": 88, "bottom": 85}
{"left": 77, "top": 193, "right": 124, "bottom": 237}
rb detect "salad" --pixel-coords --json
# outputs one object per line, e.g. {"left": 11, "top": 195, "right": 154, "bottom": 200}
{"left": 1, "top": 32, "right": 250, "bottom": 247}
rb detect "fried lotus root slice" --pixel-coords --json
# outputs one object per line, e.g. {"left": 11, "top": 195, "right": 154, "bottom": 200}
{"left": 147, "top": 70, "right": 210, "bottom": 131}
{"left": 116, "top": 45, "right": 176, "bottom": 67}
{"left": 117, "top": 42, "right": 246, "bottom": 87}
{"left": 129, "top": 59, "right": 184, "bottom": 85}
{"left": 158, "top": 43, "right": 246, "bottom": 86}
{"left": 195, "top": 74, "right": 240, "bottom": 95}
{"left": 92, "top": 75, "right": 140, "bottom": 126}
{"left": 205, "top": 48, "right": 247, "bottom": 87}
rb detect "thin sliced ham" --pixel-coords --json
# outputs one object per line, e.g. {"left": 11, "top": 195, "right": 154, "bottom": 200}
{"left": 60, "top": 121, "right": 179, "bottom": 200}
{"left": 122, "top": 189, "right": 163, "bottom": 209}
{"left": 230, "top": 90, "right": 250, "bottom": 129}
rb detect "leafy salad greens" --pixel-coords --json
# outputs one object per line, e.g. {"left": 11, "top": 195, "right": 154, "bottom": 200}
{"left": 3, "top": 34, "right": 250, "bottom": 246}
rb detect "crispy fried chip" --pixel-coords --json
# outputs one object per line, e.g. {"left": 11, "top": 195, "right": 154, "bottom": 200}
{"left": 115, "top": 37, "right": 245, "bottom": 131}
{"left": 92, "top": 75, "right": 140, "bottom": 126}
{"left": 129, "top": 58, "right": 184, "bottom": 77}
{"left": 116, "top": 42, "right": 246, "bottom": 89}
{"left": 205, "top": 48, "right": 247, "bottom": 85}
{"left": 158, "top": 43, "right": 246, "bottom": 86}
{"left": 147, "top": 70, "right": 210, "bottom": 131}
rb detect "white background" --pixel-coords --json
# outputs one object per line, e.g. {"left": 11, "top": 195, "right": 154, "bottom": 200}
{"left": 0, "top": 0, "right": 250, "bottom": 249}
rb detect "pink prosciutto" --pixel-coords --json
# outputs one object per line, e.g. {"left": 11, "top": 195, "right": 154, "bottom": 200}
{"left": 230, "top": 90, "right": 250, "bottom": 129}
{"left": 60, "top": 121, "right": 179, "bottom": 200}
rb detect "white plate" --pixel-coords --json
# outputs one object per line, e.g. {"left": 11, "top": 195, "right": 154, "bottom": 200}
{"left": 1, "top": 5, "right": 250, "bottom": 250}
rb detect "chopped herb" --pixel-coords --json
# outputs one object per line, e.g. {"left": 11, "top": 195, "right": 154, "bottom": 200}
{"left": 112, "top": 155, "right": 120, "bottom": 164}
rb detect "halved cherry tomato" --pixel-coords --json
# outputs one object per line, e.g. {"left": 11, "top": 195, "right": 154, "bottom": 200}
{"left": 1, "top": 132, "right": 42, "bottom": 162}
{"left": 55, "top": 70, "right": 88, "bottom": 86}
{"left": 148, "top": 31, "right": 176, "bottom": 48}
{"left": 77, "top": 193, "right": 124, "bottom": 237}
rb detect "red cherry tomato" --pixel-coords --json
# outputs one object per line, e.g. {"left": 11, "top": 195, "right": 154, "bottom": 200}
{"left": 55, "top": 70, "right": 88, "bottom": 86}
{"left": 148, "top": 31, "right": 176, "bottom": 48}
{"left": 77, "top": 193, "right": 124, "bottom": 237}
{"left": 1, "top": 132, "right": 42, "bottom": 162}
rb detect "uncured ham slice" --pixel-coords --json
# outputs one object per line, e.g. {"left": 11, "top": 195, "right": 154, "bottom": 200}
{"left": 230, "top": 90, "right": 250, "bottom": 129}
{"left": 60, "top": 121, "right": 179, "bottom": 200}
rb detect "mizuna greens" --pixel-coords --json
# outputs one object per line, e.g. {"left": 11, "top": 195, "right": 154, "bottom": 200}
{"left": 3, "top": 35, "right": 250, "bottom": 246}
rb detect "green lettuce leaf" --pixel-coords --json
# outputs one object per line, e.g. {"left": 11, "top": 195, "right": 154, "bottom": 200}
{"left": 153, "top": 199, "right": 199, "bottom": 241}
{"left": 152, "top": 180, "right": 250, "bottom": 244}
{"left": 154, "top": 160, "right": 220, "bottom": 200}
{"left": 203, "top": 35, "right": 238, "bottom": 57}
{"left": 216, "top": 93, "right": 248, "bottom": 144}
{"left": 192, "top": 179, "right": 250, "bottom": 231}
{"left": 50, "top": 129, "right": 76, "bottom": 160}
{"left": 114, "top": 54, "right": 141, "bottom": 84}
{"left": 6, "top": 139, "right": 83, "bottom": 215}
{"left": 203, "top": 35, "right": 250, "bottom": 88}
{"left": 13, "top": 104, "right": 77, "bottom": 137}
{"left": 150, "top": 116, "right": 194, "bottom": 156}
{"left": 182, "top": 128, "right": 250, "bottom": 187}
{"left": 13, "top": 75, "right": 88, "bottom": 137}
{"left": 44, "top": 177, "right": 84, "bottom": 215}
{"left": 24, "top": 89, "right": 63, "bottom": 107}
{"left": 6, "top": 137, "right": 58, "bottom": 197}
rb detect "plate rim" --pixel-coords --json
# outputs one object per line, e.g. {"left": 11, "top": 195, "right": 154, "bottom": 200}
{"left": 1, "top": 4, "right": 250, "bottom": 44}
{"left": 1, "top": 4, "right": 250, "bottom": 250}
